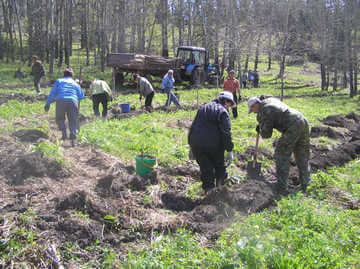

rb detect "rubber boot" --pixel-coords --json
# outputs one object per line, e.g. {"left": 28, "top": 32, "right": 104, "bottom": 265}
{"left": 61, "top": 130, "right": 67, "bottom": 140}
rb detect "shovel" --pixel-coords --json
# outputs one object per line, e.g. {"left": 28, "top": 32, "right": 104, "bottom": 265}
{"left": 247, "top": 132, "right": 262, "bottom": 179}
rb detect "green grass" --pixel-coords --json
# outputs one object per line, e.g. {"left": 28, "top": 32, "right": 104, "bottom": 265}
{"left": 0, "top": 100, "right": 45, "bottom": 121}
{"left": 80, "top": 110, "right": 192, "bottom": 166}
{"left": 79, "top": 89, "right": 360, "bottom": 166}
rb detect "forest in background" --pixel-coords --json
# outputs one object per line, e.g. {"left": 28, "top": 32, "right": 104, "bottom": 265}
{"left": 0, "top": 0, "right": 359, "bottom": 95}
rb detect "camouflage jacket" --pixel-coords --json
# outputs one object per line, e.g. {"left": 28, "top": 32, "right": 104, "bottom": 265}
{"left": 256, "top": 98, "right": 305, "bottom": 138}
{"left": 31, "top": 60, "right": 45, "bottom": 78}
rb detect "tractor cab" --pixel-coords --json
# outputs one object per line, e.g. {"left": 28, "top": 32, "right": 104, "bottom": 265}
{"left": 176, "top": 46, "right": 207, "bottom": 84}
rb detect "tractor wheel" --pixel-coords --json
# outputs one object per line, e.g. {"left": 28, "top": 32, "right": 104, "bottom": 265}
{"left": 192, "top": 68, "right": 206, "bottom": 86}
{"left": 174, "top": 70, "right": 183, "bottom": 83}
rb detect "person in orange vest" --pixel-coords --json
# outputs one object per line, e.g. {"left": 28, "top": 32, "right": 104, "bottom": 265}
{"left": 223, "top": 70, "right": 241, "bottom": 118}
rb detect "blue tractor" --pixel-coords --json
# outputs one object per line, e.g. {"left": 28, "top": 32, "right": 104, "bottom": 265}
{"left": 176, "top": 46, "right": 219, "bottom": 86}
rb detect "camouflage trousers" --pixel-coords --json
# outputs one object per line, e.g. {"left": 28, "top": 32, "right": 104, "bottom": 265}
{"left": 275, "top": 117, "right": 310, "bottom": 191}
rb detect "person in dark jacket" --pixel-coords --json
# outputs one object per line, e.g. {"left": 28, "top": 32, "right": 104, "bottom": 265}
{"left": 188, "top": 92, "right": 235, "bottom": 192}
{"left": 30, "top": 55, "right": 46, "bottom": 94}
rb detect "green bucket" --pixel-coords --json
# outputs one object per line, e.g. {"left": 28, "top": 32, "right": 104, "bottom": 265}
{"left": 135, "top": 155, "right": 157, "bottom": 176}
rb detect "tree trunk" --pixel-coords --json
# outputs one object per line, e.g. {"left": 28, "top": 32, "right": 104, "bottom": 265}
{"left": 267, "top": 32, "right": 272, "bottom": 70}
{"left": 320, "top": 64, "right": 326, "bottom": 90}
{"left": 171, "top": 2, "right": 176, "bottom": 56}
{"left": 187, "top": 1, "right": 192, "bottom": 45}
{"left": 0, "top": 24, "right": 3, "bottom": 60}
{"left": 48, "top": 0, "right": 55, "bottom": 74}
{"left": 146, "top": 19, "right": 156, "bottom": 54}
{"left": 178, "top": 0, "right": 184, "bottom": 46}
{"left": 58, "top": 1, "right": 64, "bottom": 67}
{"left": 353, "top": 29, "right": 358, "bottom": 95}
{"left": 13, "top": 0, "right": 24, "bottom": 61}
{"left": 161, "top": 0, "right": 169, "bottom": 57}
{"left": 280, "top": 54, "right": 286, "bottom": 100}
{"left": 117, "top": 0, "right": 126, "bottom": 53}
{"left": 332, "top": 69, "right": 338, "bottom": 91}
{"left": 85, "top": 0, "right": 90, "bottom": 65}
{"left": 326, "top": 71, "right": 330, "bottom": 91}
{"left": 254, "top": 34, "right": 261, "bottom": 71}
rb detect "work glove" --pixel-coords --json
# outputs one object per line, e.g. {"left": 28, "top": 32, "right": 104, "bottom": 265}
{"left": 238, "top": 95, "right": 242, "bottom": 102}
{"left": 44, "top": 104, "right": 50, "bottom": 112}
{"left": 188, "top": 148, "right": 195, "bottom": 160}
{"left": 256, "top": 125, "right": 260, "bottom": 133}
{"left": 225, "top": 151, "right": 234, "bottom": 165}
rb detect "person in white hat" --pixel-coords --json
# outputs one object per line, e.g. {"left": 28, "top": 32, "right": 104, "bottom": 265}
{"left": 161, "top": 69, "right": 181, "bottom": 108}
{"left": 248, "top": 96, "right": 310, "bottom": 193}
{"left": 188, "top": 92, "right": 235, "bottom": 192}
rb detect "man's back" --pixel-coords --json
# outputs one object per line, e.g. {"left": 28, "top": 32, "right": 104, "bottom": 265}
{"left": 32, "top": 60, "right": 45, "bottom": 77}
{"left": 49, "top": 77, "right": 84, "bottom": 104}
{"left": 189, "top": 100, "right": 231, "bottom": 151}
{"left": 139, "top": 77, "right": 154, "bottom": 96}
{"left": 258, "top": 98, "right": 304, "bottom": 134}
{"left": 90, "top": 79, "right": 111, "bottom": 95}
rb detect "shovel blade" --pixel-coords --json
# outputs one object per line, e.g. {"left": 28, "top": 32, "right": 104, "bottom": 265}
{"left": 247, "top": 161, "right": 262, "bottom": 179}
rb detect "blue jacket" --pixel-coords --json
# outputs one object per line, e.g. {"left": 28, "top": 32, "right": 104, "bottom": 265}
{"left": 46, "top": 77, "right": 85, "bottom": 106}
{"left": 161, "top": 74, "right": 175, "bottom": 93}
{"left": 188, "top": 99, "right": 234, "bottom": 152}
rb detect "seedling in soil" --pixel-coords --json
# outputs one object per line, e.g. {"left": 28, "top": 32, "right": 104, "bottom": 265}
{"left": 143, "top": 195, "right": 153, "bottom": 205}
{"left": 75, "top": 211, "right": 90, "bottom": 219}
{"left": 103, "top": 215, "right": 118, "bottom": 223}
{"left": 185, "top": 182, "right": 204, "bottom": 200}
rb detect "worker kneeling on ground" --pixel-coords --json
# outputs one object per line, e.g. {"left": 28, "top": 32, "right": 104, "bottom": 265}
{"left": 45, "top": 68, "right": 85, "bottom": 147}
{"left": 134, "top": 74, "right": 155, "bottom": 112}
{"left": 248, "top": 96, "right": 310, "bottom": 192}
{"left": 188, "top": 92, "right": 235, "bottom": 192}
{"left": 90, "top": 78, "right": 113, "bottom": 119}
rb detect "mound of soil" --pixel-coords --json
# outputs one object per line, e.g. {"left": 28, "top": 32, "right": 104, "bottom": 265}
{"left": 320, "top": 114, "right": 354, "bottom": 129}
{"left": 127, "top": 172, "right": 158, "bottom": 191}
{"left": 162, "top": 163, "right": 200, "bottom": 178}
{"left": 13, "top": 129, "right": 49, "bottom": 142}
{"left": 0, "top": 92, "right": 47, "bottom": 105}
{"left": 55, "top": 219, "right": 102, "bottom": 248}
{"left": 4, "top": 151, "right": 68, "bottom": 185}
{"left": 201, "top": 180, "right": 275, "bottom": 214}
{"left": 161, "top": 192, "right": 199, "bottom": 212}
{"left": 310, "top": 126, "right": 346, "bottom": 139}
{"left": 56, "top": 190, "right": 113, "bottom": 221}
{"left": 310, "top": 140, "right": 360, "bottom": 172}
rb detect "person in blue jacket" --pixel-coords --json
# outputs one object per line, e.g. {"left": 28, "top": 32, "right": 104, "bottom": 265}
{"left": 161, "top": 70, "right": 181, "bottom": 109}
{"left": 45, "top": 68, "right": 85, "bottom": 146}
{"left": 188, "top": 91, "right": 235, "bottom": 192}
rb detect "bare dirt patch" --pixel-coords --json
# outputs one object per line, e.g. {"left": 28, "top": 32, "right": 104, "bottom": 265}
{"left": 0, "top": 92, "right": 47, "bottom": 105}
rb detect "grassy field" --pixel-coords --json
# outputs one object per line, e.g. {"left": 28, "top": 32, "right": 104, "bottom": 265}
{"left": 1, "top": 56, "right": 360, "bottom": 268}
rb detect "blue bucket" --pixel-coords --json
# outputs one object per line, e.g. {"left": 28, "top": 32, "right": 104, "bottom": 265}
{"left": 120, "top": 103, "right": 131, "bottom": 113}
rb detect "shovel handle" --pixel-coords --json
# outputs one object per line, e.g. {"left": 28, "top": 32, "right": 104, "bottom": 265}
{"left": 253, "top": 133, "right": 260, "bottom": 167}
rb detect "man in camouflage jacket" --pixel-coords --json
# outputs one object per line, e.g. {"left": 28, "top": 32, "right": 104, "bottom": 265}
{"left": 248, "top": 96, "right": 310, "bottom": 192}
{"left": 31, "top": 55, "right": 46, "bottom": 94}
